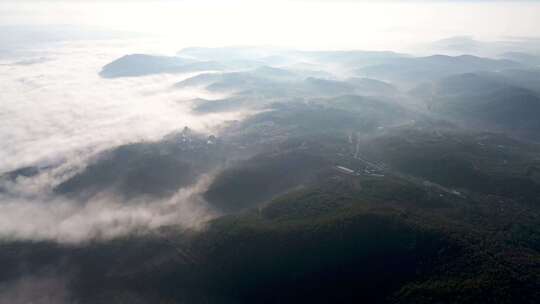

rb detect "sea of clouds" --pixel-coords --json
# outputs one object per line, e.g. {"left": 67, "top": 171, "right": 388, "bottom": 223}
{"left": 0, "top": 38, "right": 243, "bottom": 243}
{"left": 0, "top": 39, "right": 239, "bottom": 173}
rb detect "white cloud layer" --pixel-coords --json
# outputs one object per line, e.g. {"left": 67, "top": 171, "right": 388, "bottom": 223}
{"left": 0, "top": 174, "right": 217, "bottom": 243}
{"left": 0, "top": 39, "right": 240, "bottom": 174}
{"left": 0, "top": 39, "right": 241, "bottom": 243}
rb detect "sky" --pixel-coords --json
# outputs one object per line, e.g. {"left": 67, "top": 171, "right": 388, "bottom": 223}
{"left": 1, "top": 0, "right": 539, "bottom": 50}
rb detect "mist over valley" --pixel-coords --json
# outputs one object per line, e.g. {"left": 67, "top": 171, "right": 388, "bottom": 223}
{"left": 1, "top": 1, "right": 540, "bottom": 303}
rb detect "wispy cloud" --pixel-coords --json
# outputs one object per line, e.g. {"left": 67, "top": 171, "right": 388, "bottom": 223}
{"left": 0, "top": 173, "right": 217, "bottom": 243}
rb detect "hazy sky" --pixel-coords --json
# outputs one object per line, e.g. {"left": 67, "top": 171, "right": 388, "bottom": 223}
{"left": 1, "top": 0, "right": 539, "bottom": 50}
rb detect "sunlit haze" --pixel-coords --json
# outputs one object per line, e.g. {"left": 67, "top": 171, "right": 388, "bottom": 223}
{"left": 2, "top": 1, "right": 540, "bottom": 51}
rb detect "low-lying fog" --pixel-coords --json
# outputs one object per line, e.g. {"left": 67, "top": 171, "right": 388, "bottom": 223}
{"left": 0, "top": 40, "right": 241, "bottom": 174}
{"left": 0, "top": 39, "right": 245, "bottom": 243}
